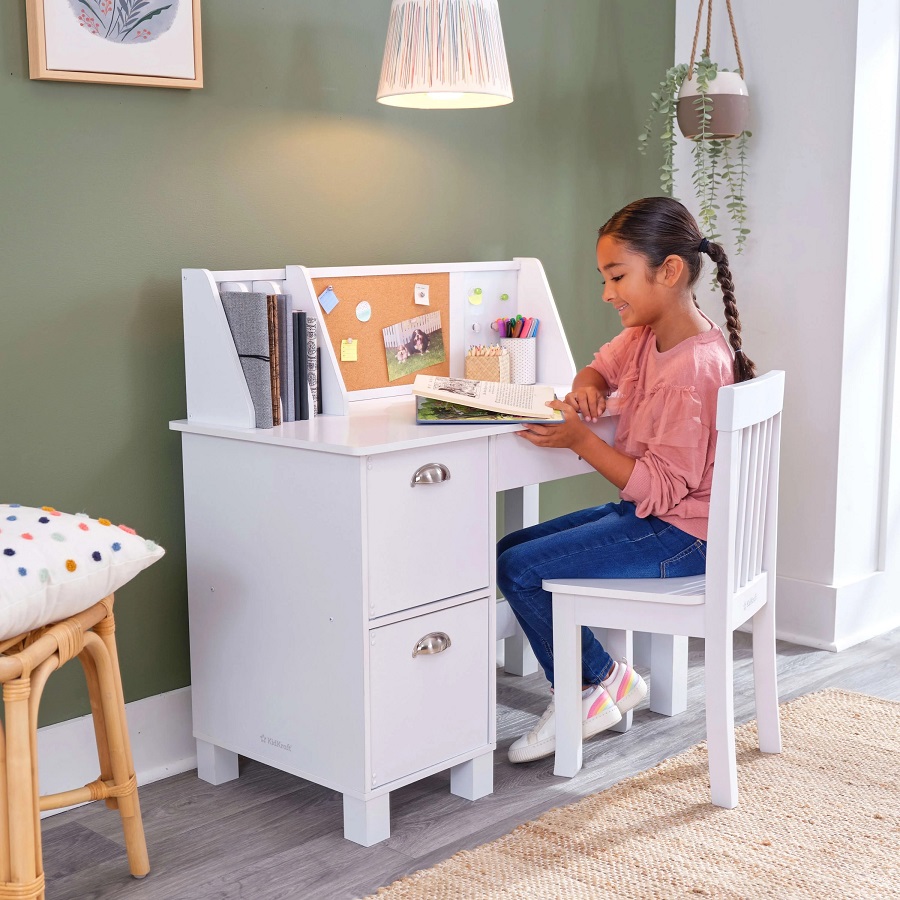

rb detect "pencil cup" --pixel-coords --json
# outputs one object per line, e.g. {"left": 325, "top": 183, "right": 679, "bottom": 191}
{"left": 465, "top": 350, "right": 511, "bottom": 383}
{"left": 500, "top": 338, "right": 536, "bottom": 384}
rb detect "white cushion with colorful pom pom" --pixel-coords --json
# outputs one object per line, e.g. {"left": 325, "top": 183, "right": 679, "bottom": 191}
{"left": 0, "top": 504, "right": 164, "bottom": 641}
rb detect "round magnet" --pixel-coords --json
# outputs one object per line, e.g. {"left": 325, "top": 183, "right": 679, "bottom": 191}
{"left": 356, "top": 301, "right": 372, "bottom": 322}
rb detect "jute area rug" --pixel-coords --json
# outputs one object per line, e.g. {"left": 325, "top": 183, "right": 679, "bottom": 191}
{"left": 369, "top": 689, "right": 900, "bottom": 899}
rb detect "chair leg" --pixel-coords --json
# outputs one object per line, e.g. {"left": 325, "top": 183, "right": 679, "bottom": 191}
{"left": 86, "top": 620, "right": 150, "bottom": 879}
{"left": 632, "top": 631, "right": 651, "bottom": 667}
{"left": 80, "top": 650, "right": 117, "bottom": 809}
{"left": 704, "top": 635, "right": 738, "bottom": 808}
{"left": 752, "top": 600, "right": 782, "bottom": 754}
{"left": 3, "top": 678, "right": 42, "bottom": 899}
{"left": 27, "top": 660, "right": 57, "bottom": 900}
{"left": 649, "top": 634, "right": 688, "bottom": 717}
{"left": 552, "top": 593, "right": 582, "bottom": 777}
{"left": 0, "top": 720, "right": 9, "bottom": 885}
{"left": 605, "top": 629, "right": 634, "bottom": 733}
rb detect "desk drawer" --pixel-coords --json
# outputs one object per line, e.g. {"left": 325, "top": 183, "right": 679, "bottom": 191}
{"left": 492, "top": 420, "right": 617, "bottom": 493}
{"left": 366, "top": 442, "right": 489, "bottom": 618}
{"left": 369, "top": 597, "right": 490, "bottom": 788}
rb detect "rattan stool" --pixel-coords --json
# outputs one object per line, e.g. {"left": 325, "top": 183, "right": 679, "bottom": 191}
{"left": 0, "top": 593, "right": 148, "bottom": 899}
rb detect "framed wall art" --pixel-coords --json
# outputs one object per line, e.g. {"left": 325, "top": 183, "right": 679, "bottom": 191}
{"left": 26, "top": 0, "right": 203, "bottom": 89}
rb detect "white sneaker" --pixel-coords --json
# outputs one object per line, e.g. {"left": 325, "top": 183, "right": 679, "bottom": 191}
{"left": 601, "top": 659, "right": 648, "bottom": 714}
{"left": 507, "top": 686, "right": 622, "bottom": 764}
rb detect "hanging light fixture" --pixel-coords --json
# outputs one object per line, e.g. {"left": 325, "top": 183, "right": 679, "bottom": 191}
{"left": 377, "top": 0, "right": 513, "bottom": 109}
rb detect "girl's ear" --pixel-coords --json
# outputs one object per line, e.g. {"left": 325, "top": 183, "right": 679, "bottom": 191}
{"left": 656, "top": 254, "right": 685, "bottom": 286}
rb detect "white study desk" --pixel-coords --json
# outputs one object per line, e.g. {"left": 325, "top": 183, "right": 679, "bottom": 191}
{"left": 171, "top": 393, "right": 616, "bottom": 846}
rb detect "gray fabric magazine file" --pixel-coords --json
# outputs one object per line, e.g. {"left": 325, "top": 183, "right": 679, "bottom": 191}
{"left": 220, "top": 291, "right": 274, "bottom": 429}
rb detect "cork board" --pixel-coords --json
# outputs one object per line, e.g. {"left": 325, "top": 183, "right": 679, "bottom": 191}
{"left": 311, "top": 273, "right": 451, "bottom": 393}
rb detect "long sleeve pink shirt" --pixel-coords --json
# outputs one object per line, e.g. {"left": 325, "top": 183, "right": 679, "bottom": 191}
{"left": 588, "top": 313, "right": 734, "bottom": 541}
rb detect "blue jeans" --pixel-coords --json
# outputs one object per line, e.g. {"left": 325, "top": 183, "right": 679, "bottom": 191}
{"left": 497, "top": 500, "right": 707, "bottom": 688}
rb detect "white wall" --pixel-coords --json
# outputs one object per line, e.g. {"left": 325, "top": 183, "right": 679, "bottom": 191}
{"left": 674, "top": 0, "right": 900, "bottom": 649}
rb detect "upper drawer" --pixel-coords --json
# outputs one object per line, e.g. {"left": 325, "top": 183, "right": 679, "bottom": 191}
{"left": 366, "top": 441, "right": 490, "bottom": 618}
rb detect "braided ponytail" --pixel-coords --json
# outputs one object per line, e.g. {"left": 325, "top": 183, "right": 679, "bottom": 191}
{"left": 599, "top": 197, "right": 756, "bottom": 384}
{"left": 702, "top": 241, "right": 756, "bottom": 383}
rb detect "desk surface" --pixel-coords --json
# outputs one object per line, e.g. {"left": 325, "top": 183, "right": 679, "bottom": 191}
{"left": 171, "top": 391, "right": 615, "bottom": 458}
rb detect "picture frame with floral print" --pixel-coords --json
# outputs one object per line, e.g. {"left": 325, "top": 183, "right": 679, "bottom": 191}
{"left": 26, "top": 0, "right": 203, "bottom": 89}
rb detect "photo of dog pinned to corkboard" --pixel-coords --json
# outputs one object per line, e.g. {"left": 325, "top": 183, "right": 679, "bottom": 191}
{"left": 384, "top": 312, "right": 446, "bottom": 381}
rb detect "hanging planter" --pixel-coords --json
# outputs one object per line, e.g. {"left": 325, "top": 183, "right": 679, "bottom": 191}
{"left": 638, "top": 0, "right": 752, "bottom": 254}
{"left": 677, "top": 70, "right": 749, "bottom": 140}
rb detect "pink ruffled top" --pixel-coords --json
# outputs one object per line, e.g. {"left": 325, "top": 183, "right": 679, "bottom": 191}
{"left": 589, "top": 313, "right": 734, "bottom": 540}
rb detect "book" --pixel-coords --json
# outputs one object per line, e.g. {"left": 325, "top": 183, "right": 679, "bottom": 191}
{"left": 416, "top": 396, "right": 564, "bottom": 425}
{"left": 267, "top": 295, "right": 281, "bottom": 426}
{"left": 219, "top": 291, "right": 274, "bottom": 430}
{"left": 306, "top": 315, "right": 318, "bottom": 417}
{"left": 411, "top": 375, "right": 562, "bottom": 421}
{"left": 293, "top": 310, "right": 309, "bottom": 420}
{"left": 276, "top": 294, "right": 294, "bottom": 423}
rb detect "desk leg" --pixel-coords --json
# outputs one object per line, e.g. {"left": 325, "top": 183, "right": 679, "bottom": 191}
{"left": 501, "top": 485, "right": 539, "bottom": 677}
{"left": 196, "top": 739, "right": 239, "bottom": 785}
{"left": 450, "top": 750, "right": 494, "bottom": 801}
{"left": 343, "top": 793, "right": 390, "bottom": 846}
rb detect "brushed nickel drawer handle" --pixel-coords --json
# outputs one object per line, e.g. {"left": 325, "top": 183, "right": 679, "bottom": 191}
{"left": 411, "top": 463, "right": 451, "bottom": 487}
{"left": 412, "top": 632, "right": 452, "bottom": 657}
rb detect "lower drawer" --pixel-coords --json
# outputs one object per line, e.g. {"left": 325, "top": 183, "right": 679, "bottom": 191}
{"left": 369, "top": 597, "right": 490, "bottom": 789}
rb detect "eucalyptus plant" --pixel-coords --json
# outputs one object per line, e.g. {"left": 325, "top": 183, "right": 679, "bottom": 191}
{"left": 638, "top": 53, "right": 751, "bottom": 254}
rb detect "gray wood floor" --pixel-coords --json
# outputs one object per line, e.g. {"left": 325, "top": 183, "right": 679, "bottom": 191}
{"left": 43, "top": 628, "right": 900, "bottom": 900}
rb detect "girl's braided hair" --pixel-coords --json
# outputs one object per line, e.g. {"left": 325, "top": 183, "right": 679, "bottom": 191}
{"left": 598, "top": 197, "right": 756, "bottom": 383}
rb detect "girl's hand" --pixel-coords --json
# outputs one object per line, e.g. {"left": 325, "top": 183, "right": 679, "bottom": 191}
{"left": 564, "top": 385, "right": 606, "bottom": 423}
{"left": 516, "top": 400, "right": 590, "bottom": 450}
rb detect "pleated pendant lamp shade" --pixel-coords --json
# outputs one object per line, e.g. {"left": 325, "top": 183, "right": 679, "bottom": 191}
{"left": 377, "top": 0, "right": 513, "bottom": 109}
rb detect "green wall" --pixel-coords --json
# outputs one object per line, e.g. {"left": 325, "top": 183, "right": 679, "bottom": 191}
{"left": 0, "top": 1, "right": 673, "bottom": 725}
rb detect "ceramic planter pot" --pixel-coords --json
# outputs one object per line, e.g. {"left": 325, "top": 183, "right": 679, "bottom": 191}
{"left": 676, "top": 70, "right": 749, "bottom": 140}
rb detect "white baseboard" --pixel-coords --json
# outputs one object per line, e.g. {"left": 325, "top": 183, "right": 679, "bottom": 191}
{"left": 776, "top": 570, "right": 900, "bottom": 651}
{"left": 38, "top": 686, "right": 196, "bottom": 817}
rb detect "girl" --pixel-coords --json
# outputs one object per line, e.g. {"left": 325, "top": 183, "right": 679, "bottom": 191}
{"left": 499, "top": 196, "right": 755, "bottom": 764}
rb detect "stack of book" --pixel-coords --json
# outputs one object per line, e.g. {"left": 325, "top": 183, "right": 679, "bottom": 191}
{"left": 220, "top": 291, "right": 322, "bottom": 428}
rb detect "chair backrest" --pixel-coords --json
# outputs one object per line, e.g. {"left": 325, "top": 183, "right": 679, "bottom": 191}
{"left": 705, "top": 370, "right": 785, "bottom": 628}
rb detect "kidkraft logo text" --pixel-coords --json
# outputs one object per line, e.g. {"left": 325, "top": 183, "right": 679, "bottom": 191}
{"left": 260, "top": 734, "right": 292, "bottom": 752}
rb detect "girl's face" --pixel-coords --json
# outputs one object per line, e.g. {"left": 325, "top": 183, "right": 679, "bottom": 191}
{"left": 596, "top": 235, "right": 669, "bottom": 328}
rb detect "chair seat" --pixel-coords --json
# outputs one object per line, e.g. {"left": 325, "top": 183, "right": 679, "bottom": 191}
{"left": 542, "top": 575, "right": 706, "bottom": 605}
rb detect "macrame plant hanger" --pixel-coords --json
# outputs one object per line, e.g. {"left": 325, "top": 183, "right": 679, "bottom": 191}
{"left": 678, "top": 0, "right": 749, "bottom": 141}
{"left": 689, "top": 0, "right": 745, "bottom": 81}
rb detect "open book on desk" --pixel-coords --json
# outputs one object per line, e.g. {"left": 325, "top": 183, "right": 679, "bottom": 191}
{"left": 412, "top": 374, "right": 564, "bottom": 424}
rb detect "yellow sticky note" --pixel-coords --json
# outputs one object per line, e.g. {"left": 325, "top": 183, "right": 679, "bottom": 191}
{"left": 341, "top": 339, "right": 358, "bottom": 362}
{"left": 468, "top": 287, "right": 483, "bottom": 306}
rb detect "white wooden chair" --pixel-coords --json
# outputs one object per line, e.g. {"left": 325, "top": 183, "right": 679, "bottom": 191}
{"left": 545, "top": 370, "right": 785, "bottom": 808}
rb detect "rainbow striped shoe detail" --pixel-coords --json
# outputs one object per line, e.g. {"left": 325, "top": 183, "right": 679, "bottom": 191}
{"left": 583, "top": 685, "right": 622, "bottom": 739}
{"left": 602, "top": 659, "right": 648, "bottom": 714}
